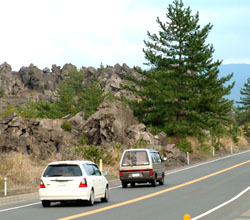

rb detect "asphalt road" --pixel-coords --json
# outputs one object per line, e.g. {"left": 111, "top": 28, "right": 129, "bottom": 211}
{"left": 0, "top": 150, "right": 250, "bottom": 220}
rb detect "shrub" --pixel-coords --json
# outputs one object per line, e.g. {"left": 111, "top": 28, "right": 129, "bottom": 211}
{"left": 75, "top": 145, "right": 113, "bottom": 165}
{"left": 200, "top": 143, "right": 210, "bottom": 153}
{"left": 0, "top": 89, "right": 4, "bottom": 98}
{"left": 0, "top": 179, "right": 4, "bottom": 193}
{"left": 29, "top": 68, "right": 35, "bottom": 75}
{"left": 177, "top": 138, "right": 193, "bottom": 153}
{"left": 149, "top": 126, "right": 162, "bottom": 135}
{"left": 61, "top": 120, "right": 72, "bottom": 131}
{"left": 0, "top": 104, "right": 16, "bottom": 117}
{"left": 78, "top": 135, "right": 88, "bottom": 145}
{"left": 98, "top": 62, "right": 105, "bottom": 71}
{"left": 243, "top": 123, "right": 250, "bottom": 137}
{"left": 105, "top": 91, "right": 117, "bottom": 102}
{"left": 17, "top": 102, "right": 38, "bottom": 118}
{"left": 130, "top": 139, "right": 147, "bottom": 149}
{"left": 113, "top": 142, "right": 122, "bottom": 150}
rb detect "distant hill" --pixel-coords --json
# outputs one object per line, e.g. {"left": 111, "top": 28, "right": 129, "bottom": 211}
{"left": 218, "top": 64, "right": 250, "bottom": 105}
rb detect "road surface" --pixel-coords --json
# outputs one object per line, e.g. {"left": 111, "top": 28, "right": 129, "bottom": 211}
{"left": 0, "top": 150, "right": 250, "bottom": 220}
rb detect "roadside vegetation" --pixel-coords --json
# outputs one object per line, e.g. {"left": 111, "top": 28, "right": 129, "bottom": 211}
{"left": 0, "top": 152, "right": 46, "bottom": 195}
{"left": 0, "top": 68, "right": 106, "bottom": 120}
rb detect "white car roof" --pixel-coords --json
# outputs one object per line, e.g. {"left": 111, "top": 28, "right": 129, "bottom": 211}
{"left": 123, "top": 148, "right": 158, "bottom": 153}
{"left": 47, "top": 160, "right": 95, "bottom": 166}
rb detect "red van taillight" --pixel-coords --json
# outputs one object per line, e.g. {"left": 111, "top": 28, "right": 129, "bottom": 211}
{"left": 149, "top": 170, "right": 153, "bottom": 176}
{"left": 40, "top": 180, "right": 46, "bottom": 188}
{"left": 79, "top": 178, "right": 87, "bottom": 187}
{"left": 119, "top": 171, "right": 123, "bottom": 177}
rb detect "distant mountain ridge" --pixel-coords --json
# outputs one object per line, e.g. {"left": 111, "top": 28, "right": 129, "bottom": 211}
{"left": 219, "top": 64, "right": 250, "bottom": 105}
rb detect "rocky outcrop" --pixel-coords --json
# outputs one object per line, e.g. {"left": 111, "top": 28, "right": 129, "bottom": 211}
{"left": 0, "top": 62, "right": 24, "bottom": 96}
{"left": 0, "top": 101, "right": 185, "bottom": 164}
{"left": 0, "top": 62, "right": 186, "bottom": 165}
{"left": 0, "top": 113, "right": 74, "bottom": 160}
{"left": 76, "top": 100, "right": 185, "bottom": 164}
{"left": 76, "top": 101, "right": 169, "bottom": 147}
{"left": 0, "top": 62, "right": 138, "bottom": 112}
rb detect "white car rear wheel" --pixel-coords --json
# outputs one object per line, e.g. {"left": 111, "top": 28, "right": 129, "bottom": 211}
{"left": 88, "top": 189, "right": 95, "bottom": 206}
{"left": 101, "top": 186, "right": 109, "bottom": 202}
{"left": 42, "top": 200, "right": 51, "bottom": 207}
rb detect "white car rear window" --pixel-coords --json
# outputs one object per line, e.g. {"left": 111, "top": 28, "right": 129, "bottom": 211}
{"left": 43, "top": 164, "right": 82, "bottom": 177}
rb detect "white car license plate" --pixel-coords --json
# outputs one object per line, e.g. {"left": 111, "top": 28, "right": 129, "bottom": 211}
{"left": 58, "top": 182, "right": 66, "bottom": 187}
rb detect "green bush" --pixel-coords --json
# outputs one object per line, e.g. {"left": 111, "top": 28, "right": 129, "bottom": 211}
{"left": 17, "top": 103, "right": 38, "bottom": 118}
{"left": 131, "top": 139, "right": 147, "bottom": 149}
{"left": 0, "top": 89, "right": 4, "bottom": 98}
{"left": 98, "top": 62, "right": 105, "bottom": 71}
{"left": 149, "top": 126, "right": 162, "bottom": 135}
{"left": 177, "top": 138, "right": 193, "bottom": 153}
{"left": 75, "top": 145, "right": 113, "bottom": 165}
{"left": 0, "top": 179, "right": 4, "bottom": 194}
{"left": 29, "top": 68, "right": 35, "bottom": 75}
{"left": 243, "top": 123, "right": 250, "bottom": 137}
{"left": 61, "top": 121, "right": 72, "bottom": 131}
{"left": 105, "top": 91, "right": 117, "bottom": 102}
{"left": 0, "top": 104, "right": 16, "bottom": 117}
{"left": 78, "top": 135, "right": 88, "bottom": 145}
{"left": 113, "top": 142, "right": 122, "bottom": 150}
{"left": 200, "top": 143, "right": 210, "bottom": 153}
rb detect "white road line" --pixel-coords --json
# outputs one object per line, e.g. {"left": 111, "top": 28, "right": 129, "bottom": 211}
{"left": 0, "top": 202, "right": 41, "bottom": 213}
{"left": 165, "top": 149, "right": 250, "bottom": 176}
{"left": 110, "top": 185, "right": 121, "bottom": 189}
{"left": 191, "top": 186, "right": 250, "bottom": 220}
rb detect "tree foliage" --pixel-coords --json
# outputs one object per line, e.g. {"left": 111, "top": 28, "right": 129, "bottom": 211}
{"left": 124, "top": 0, "right": 234, "bottom": 142}
{"left": 16, "top": 69, "right": 106, "bottom": 119}
{"left": 236, "top": 77, "right": 250, "bottom": 123}
{"left": 77, "top": 75, "right": 106, "bottom": 119}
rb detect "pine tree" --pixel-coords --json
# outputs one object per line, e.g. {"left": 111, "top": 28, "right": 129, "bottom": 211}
{"left": 53, "top": 69, "right": 85, "bottom": 118}
{"left": 124, "top": 0, "right": 234, "bottom": 138}
{"left": 237, "top": 77, "right": 250, "bottom": 122}
{"left": 237, "top": 77, "right": 250, "bottom": 110}
{"left": 77, "top": 75, "right": 106, "bottom": 119}
{"left": 63, "top": 69, "right": 85, "bottom": 95}
{"left": 54, "top": 81, "right": 76, "bottom": 118}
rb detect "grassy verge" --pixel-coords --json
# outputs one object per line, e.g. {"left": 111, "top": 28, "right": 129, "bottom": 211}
{"left": 0, "top": 151, "right": 121, "bottom": 196}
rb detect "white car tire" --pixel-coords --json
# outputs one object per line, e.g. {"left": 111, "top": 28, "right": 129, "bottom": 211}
{"left": 88, "top": 189, "right": 95, "bottom": 206}
{"left": 101, "top": 186, "right": 109, "bottom": 202}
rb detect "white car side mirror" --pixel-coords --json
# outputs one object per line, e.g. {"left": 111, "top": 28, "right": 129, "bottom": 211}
{"left": 162, "top": 157, "right": 167, "bottom": 161}
{"left": 102, "top": 171, "right": 108, "bottom": 176}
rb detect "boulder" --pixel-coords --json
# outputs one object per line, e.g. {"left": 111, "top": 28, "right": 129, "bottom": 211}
{"left": 68, "top": 112, "right": 85, "bottom": 127}
{"left": 0, "top": 114, "right": 75, "bottom": 160}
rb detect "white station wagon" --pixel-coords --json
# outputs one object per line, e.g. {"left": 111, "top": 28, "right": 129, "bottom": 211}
{"left": 39, "top": 160, "right": 109, "bottom": 207}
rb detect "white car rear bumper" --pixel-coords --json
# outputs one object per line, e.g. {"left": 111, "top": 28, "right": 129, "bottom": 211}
{"left": 39, "top": 188, "right": 90, "bottom": 201}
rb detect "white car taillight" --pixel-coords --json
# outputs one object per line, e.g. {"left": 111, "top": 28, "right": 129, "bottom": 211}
{"left": 79, "top": 178, "right": 87, "bottom": 187}
{"left": 40, "top": 180, "right": 46, "bottom": 188}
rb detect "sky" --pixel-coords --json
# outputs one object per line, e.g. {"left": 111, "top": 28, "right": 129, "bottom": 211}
{"left": 0, "top": 0, "right": 250, "bottom": 71}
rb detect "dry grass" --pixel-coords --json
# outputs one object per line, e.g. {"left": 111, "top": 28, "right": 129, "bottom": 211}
{"left": 188, "top": 135, "right": 250, "bottom": 161}
{"left": 0, "top": 152, "right": 71, "bottom": 196}
{"left": 0, "top": 150, "right": 121, "bottom": 196}
{"left": 0, "top": 152, "right": 43, "bottom": 195}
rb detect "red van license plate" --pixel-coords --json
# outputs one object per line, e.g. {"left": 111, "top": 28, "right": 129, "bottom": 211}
{"left": 130, "top": 173, "right": 142, "bottom": 178}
